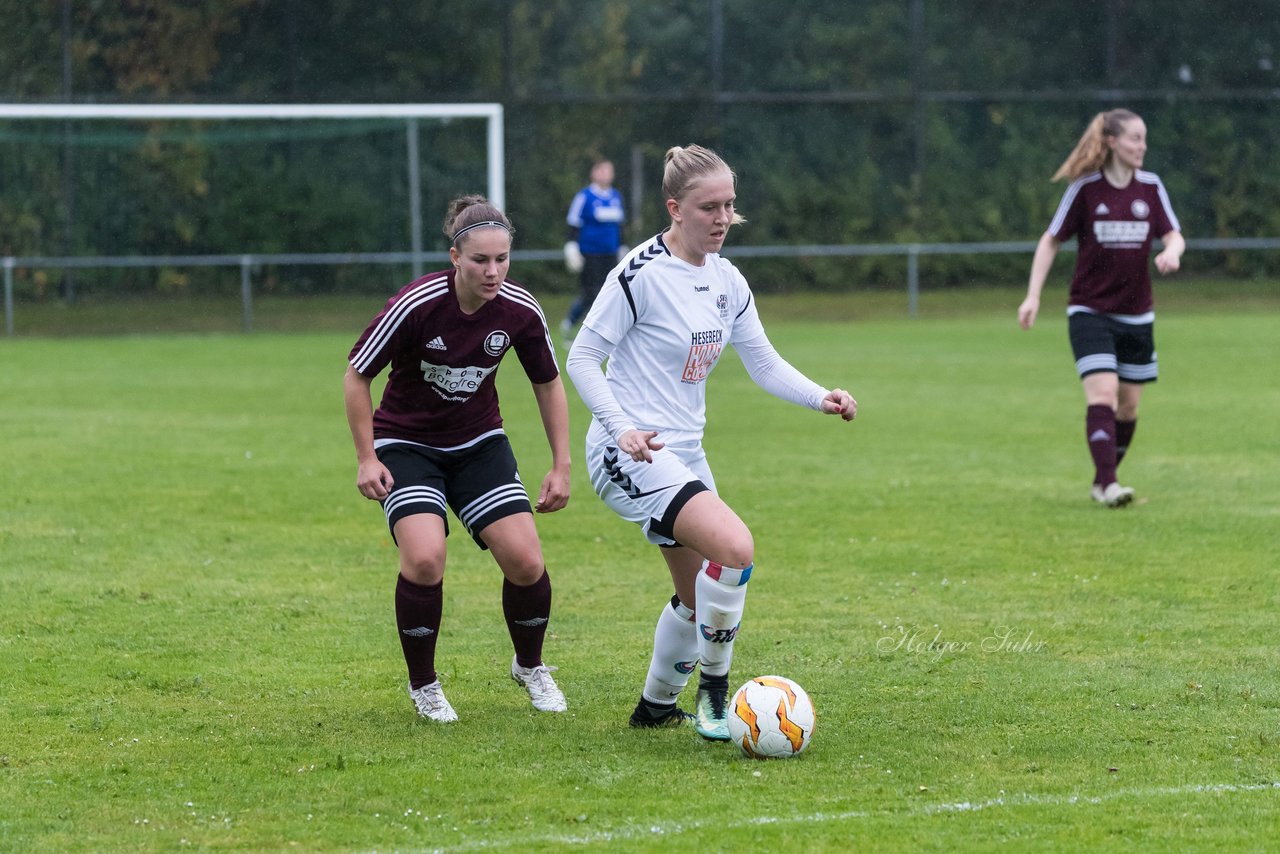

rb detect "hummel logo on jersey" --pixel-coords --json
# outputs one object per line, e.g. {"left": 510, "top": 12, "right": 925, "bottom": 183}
{"left": 425, "top": 336, "right": 446, "bottom": 350}
{"left": 1089, "top": 429, "right": 1112, "bottom": 442}
{"left": 513, "top": 617, "right": 548, "bottom": 627}
{"left": 401, "top": 626, "right": 436, "bottom": 637}
{"left": 1095, "top": 203, "right": 1110, "bottom": 215}
{"left": 622, "top": 243, "right": 665, "bottom": 281}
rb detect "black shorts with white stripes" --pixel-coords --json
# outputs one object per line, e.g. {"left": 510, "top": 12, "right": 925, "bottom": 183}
{"left": 1068, "top": 312, "right": 1158, "bottom": 383}
{"left": 376, "top": 434, "right": 530, "bottom": 550}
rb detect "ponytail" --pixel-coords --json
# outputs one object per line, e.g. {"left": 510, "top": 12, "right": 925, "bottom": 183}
{"left": 1051, "top": 109, "right": 1140, "bottom": 182}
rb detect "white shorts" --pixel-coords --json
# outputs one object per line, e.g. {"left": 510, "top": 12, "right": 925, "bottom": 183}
{"left": 585, "top": 421, "right": 717, "bottom": 547}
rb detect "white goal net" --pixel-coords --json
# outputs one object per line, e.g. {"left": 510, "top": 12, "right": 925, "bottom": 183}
{"left": 0, "top": 103, "right": 504, "bottom": 290}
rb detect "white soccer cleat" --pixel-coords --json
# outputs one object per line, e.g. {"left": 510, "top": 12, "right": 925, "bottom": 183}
{"left": 408, "top": 680, "right": 458, "bottom": 722}
{"left": 1090, "top": 482, "right": 1135, "bottom": 508}
{"left": 511, "top": 656, "right": 568, "bottom": 712}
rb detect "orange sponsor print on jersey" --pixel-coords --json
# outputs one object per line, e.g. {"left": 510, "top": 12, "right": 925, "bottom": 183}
{"left": 682, "top": 342, "right": 722, "bottom": 383}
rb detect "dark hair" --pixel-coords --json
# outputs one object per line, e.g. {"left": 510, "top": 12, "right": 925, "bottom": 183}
{"left": 443, "top": 195, "right": 514, "bottom": 246}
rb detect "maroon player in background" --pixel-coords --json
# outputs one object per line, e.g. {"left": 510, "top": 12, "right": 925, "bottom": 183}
{"left": 343, "top": 195, "right": 571, "bottom": 721}
{"left": 1018, "top": 109, "right": 1185, "bottom": 508}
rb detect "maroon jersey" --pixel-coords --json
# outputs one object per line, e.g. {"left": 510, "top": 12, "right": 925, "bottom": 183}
{"left": 1048, "top": 170, "right": 1180, "bottom": 315}
{"left": 349, "top": 269, "right": 559, "bottom": 448}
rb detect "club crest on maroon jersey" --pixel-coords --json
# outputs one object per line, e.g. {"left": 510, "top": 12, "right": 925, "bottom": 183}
{"left": 484, "top": 331, "right": 510, "bottom": 357}
{"left": 1130, "top": 199, "right": 1150, "bottom": 219}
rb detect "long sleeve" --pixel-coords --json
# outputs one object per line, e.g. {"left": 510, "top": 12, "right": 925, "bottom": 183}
{"left": 565, "top": 327, "right": 637, "bottom": 442}
{"left": 733, "top": 331, "right": 828, "bottom": 411}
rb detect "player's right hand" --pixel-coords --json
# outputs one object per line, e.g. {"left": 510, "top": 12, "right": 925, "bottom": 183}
{"left": 356, "top": 460, "right": 394, "bottom": 500}
{"left": 618, "top": 429, "right": 663, "bottom": 463}
{"left": 1017, "top": 296, "right": 1039, "bottom": 330}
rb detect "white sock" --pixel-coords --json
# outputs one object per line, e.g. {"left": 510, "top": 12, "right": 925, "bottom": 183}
{"left": 695, "top": 561, "right": 751, "bottom": 678}
{"left": 641, "top": 596, "right": 697, "bottom": 705}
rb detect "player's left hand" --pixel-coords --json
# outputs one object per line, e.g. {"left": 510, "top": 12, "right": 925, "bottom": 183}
{"left": 821, "top": 389, "right": 857, "bottom": 421}
{"left": 1155, "top": 249, "right": 1181, "bottom": 275}
{"left": 534, "top": 467, "right": 570, "bottom": 513}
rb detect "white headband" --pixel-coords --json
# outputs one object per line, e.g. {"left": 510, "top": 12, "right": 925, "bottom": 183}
{"left": 452, "top": 220, "right": 512, "bottom": 245}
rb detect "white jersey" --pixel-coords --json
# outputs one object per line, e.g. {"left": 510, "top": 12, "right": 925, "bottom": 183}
{"left": 580, "top": 232, "right": 766, "bottom": 446}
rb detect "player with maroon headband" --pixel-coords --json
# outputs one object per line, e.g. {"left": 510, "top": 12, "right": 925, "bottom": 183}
{"left": 343, "top": 195, "right": 571, "bottom": 721}
{"left": 1018, "top": 109, "right": 1185, "bottom": 507}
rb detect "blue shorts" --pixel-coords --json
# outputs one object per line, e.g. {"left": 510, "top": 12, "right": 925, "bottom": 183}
{"left": 376, "top": 434, "right": 530, "bottom": 549}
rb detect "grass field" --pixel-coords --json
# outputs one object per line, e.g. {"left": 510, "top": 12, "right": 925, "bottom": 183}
{"left": 2, "top": 284, "right": 1278, "bottom": 851}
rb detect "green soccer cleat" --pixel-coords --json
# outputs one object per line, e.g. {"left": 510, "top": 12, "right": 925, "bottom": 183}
{"left": 695, "top": 676, "right": 730, "bottom": 741}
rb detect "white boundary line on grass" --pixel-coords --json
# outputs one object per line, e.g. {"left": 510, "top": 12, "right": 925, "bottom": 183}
{"left": 414, "top": 780, "right": 1280, "bottom": 852}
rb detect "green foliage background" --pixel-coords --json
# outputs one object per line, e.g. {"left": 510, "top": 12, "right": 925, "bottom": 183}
{"left": 3, "top": 0, "right": 1280, "bottom": 297}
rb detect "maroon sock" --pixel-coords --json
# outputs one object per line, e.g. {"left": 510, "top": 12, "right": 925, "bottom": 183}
{"left": 503, "top": 570, "right": 552, "bottom": 669}
{"left": 1115, "top": 419, "right": 1137, "bottom": 465}
{"left": 395, "top": 574, "right": 442, "bottom": 689}
{"left": 1086, "top": 404, "right": 1118, "bottom": 486}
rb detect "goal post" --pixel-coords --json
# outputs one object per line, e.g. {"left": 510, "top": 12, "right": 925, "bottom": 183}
{"left": 0, "top": 102, "right": 505, "bottom": 278}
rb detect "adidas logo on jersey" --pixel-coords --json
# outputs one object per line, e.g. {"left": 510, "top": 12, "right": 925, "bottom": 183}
{"left": 425, "top": 336, "right": 447, "bottom": 350}
{"left": 1094, "top": 203, "right": 1110, "bottom": 215}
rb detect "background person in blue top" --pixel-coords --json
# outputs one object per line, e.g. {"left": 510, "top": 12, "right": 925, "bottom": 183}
{"left": 561, "top": 158, "right": 626, "bottom": 340}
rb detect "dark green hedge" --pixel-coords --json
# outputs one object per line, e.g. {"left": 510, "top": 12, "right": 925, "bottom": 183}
{"left": 3, "top": 1, "right": 1278, "bottom": 297}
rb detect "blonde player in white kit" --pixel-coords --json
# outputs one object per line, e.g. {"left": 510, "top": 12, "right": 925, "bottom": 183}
{"left": 566, "top": 145, "right": 857, "bottom": 740}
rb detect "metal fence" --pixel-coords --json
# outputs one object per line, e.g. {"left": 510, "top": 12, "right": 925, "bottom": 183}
{"left": 4, "top": 237, "right": 1277, "bottom": 336}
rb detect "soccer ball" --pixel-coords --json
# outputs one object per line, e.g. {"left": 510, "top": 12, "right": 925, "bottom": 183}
{"left": 726, "top": 675, "right": 815, "bottom": 759}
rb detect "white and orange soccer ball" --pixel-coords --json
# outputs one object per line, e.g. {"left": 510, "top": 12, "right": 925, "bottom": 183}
{"left": 726, "top": 675, "right": 815, "bottom": 759}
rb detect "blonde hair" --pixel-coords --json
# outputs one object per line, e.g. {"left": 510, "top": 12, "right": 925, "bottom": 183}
{"left": 1052, "top": 109, "right": 1141, "bottom": 182}
{"left": 662, "top": 144, "right": 746, "bottom": 225}
{"left": 442, "top": 194, "right": 514, "bottom": 246}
